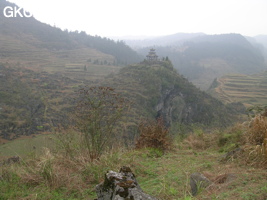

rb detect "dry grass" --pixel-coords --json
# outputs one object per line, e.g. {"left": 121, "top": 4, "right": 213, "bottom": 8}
{"left": 243, "top": 115, "right": 267, "bottom": 167}
{"left": 182, "top": 115, "right": 267, "bottom": 170}
{"left": 1, "top": 129, "right": 267, "bottom": 199}
{"left": 183, "top": 134, "right": 207, "bottom": 150}
{"left": 7, "top": 145, "right": 136, "bottom": 198}
{"left": 2, "top": 116, "right": 267, "bottom": 199}
{"left": 19, "top": 148, "right": 84, "bottom": 189}
{"left": 183, "top": 131, "right": 220, "bottom": 151}
{"left": 246, "top": 115, "right": 267, "bottom": 145}
{"left": 213, "top": 114, "right": 267, "bottom": 168}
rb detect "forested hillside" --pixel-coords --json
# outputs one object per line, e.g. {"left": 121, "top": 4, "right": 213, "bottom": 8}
{"left": 0, "top": 0, "right": 142, "bottom": 67}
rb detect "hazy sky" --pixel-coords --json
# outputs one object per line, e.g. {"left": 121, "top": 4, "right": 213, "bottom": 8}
{"left": 7, "top": 0, "right": 267, "bottom": 37}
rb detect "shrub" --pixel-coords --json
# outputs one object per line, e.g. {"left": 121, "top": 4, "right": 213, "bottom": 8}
{"left": 135, "top": 117, "right": 171, "bottom": 151}
{"left": 74, "top": 86, "right": 129, "bottom": 160}
{"left": 55, "top": 126, "right": 81, "bottom": 158}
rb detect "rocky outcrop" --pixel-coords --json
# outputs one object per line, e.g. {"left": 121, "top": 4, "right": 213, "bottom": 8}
{"left": 154, "top": 72, "right": 239, "bottom": 128}
{"left": 219, "top": 148, "right": 244, "bottom": 162}
{"left": 190, "top": 173, "right": 212, "bottom": 196}
{"left": 155, "top": 86, "right": 185, "bottom": 127}
{"left": 95, "top": 166, "right": 158, "bottom": 200}
{"left": 0, "top": 156, "right": 20, "bottom": 166}
{"left": 190, "top": 172, "right": 236, "bottom": 196}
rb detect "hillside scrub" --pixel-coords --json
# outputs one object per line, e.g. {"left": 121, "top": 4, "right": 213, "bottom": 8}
{"left": 1, "top": 131, "right": 267, "bottom": 199}
{"left": 217, "top": 111, "right": 267, "bottom": 168}
{"left": 104, "top": 61, "right": 241, "bottom": 132}
{"left": 1, "top": 114, "right": 267, "bottom": 199}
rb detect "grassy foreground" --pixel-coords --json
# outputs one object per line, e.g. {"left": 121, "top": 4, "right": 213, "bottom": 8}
{"left": 1, "top": 126, "right": 267, "bottom": 200}
{"left": 0, "top": 134, "right": 55, "bottom": 159}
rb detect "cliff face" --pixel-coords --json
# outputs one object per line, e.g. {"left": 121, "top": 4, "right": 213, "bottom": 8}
{"left": 105, "top": 60, "right": 244, "bottom": 131}
{"left": 155, "top": 77, "right": 225, "bottom": 128}
{"left": 155, "top": 85, "right": 185, "bottom": 127}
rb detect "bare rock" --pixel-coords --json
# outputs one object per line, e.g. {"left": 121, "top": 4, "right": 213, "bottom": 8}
{"left": 1, "top": 156, "right": 20, "bottom": 165}
{"left": 6, "top": 156, "right": 20, "bottom": 164}
{"left": 190, "top": 172, "right": 212, "bottom": 196}
{"left": 219, "top": 148, "right": 244, "bottom": 162}
{"left": 214, "top": 173, "right": 236, "bottom": 184}
{"left": 96, "top": 166, "right": 158, "bottom": 200}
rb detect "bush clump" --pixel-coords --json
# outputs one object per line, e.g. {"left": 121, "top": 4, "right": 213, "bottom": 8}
{"left": 135, "top": 117, "right": 172, "bottom": 151}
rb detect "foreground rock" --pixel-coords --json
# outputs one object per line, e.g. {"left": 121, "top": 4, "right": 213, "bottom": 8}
{"left": 219, "top": 147, "right": 244, "bottom": 162}
{"left": 190, "top": 172, "right": 237, "bottom": 196}
{"left": 190, "top": 173, "right": 212, "bottom": 196}
{"left": 95, "top": 166, "right": 158, "bottom": 200}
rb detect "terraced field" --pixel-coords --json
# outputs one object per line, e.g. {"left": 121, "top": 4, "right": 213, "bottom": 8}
{"left": 210, "top": 72, "right": 267, "bottom": 107}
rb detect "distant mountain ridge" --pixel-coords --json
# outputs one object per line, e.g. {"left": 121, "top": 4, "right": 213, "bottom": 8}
{"left": 254, "top": 35, "right": 267, "bottom": 49}
{"left": 124, "top": 33, "right": 205, "bottom": 48}
{"left": 254, "top": 35, "right": 267, "bottom": 61}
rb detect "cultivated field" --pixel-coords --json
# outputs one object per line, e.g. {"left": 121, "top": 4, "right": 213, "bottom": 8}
{"left": 210, "top": 72, "right": 267, "bottom": 107}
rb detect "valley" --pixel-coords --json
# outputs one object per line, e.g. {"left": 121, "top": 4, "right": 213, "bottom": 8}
{"left": 131, "top": 33, "right": 267, "bottom": 90}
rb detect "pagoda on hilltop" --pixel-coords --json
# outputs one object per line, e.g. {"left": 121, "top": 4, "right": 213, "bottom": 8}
{"left": 146, "top": 48, "right": 158, "bottom": 61}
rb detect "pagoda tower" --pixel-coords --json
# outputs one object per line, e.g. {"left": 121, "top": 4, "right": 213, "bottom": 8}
{"left": 146, "top": 48, "right": 158, "bottom": 61}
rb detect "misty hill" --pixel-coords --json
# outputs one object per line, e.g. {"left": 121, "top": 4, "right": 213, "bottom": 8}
{"left": 135, "top": 34, "right": 266, "bottom": 90}
{"left": 103, "top": 60, "right": 244, "bottom": 135}
{"left": 0, "top": 0, "right": 142, "bottom": 69}
{"left": 254, "top": 35, "right": 267, "bottom": 61}
{"left": 124, "top": 32, "right": 205, "bottom": 49}
{"left": 254, "top": 35, "right": 267, "bottom": 49}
